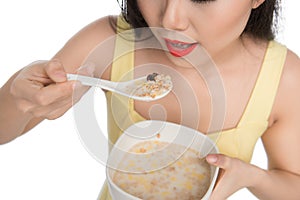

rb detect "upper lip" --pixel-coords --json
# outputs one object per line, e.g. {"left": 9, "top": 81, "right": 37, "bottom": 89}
{"left": 164, "top": 38, "right": 197, "bottom": 46}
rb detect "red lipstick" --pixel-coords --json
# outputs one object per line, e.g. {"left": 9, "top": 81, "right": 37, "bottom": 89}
{"left": 164, "top": 38, "right": 197, "bottom": 57}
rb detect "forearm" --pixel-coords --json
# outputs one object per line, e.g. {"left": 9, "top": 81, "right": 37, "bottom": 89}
{"left": 0, "top": 72, "right": 35, "bottom": 144}
{"left": 249, "top": 167, "right": 300, "bottom": 200}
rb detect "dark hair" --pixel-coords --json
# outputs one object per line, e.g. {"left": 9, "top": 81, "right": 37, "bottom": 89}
{"left": 243, "top": 0, "right": 281, "bottom": 40}
{"left": 117, "top": 0, "right": 281, "bottom": 41}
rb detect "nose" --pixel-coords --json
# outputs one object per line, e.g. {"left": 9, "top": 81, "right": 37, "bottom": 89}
{"left": 161, "top": 0, "right": 189, "bottom": 31}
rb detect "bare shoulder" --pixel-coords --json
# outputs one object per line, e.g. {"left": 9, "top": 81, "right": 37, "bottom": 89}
{"left": 281, "top": 49, "right": 300, "bottom": 85}
{"left": 278, "top": 49, "right": 300, "bottom": 101}
{"left": 72, "top": 15, "right": 118, "bottom": 43}
{"left": 271, "top": 48, "right": 300, "bottom": 121}
{"left": 53, "top": 15, "right": 119, "bottom": 78}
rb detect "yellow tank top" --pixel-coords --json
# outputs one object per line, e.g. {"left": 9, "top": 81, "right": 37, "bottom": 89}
{"left": 98, "top": 16, "right": 287, "bottom": 200}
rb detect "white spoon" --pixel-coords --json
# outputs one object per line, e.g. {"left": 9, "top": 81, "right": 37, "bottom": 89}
{"left": 67, "top": 73, "right": 172, "bottom": 101}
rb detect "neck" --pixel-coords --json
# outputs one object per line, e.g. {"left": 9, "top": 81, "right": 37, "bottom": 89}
{"left": 209, "top": 36, "right": 268, "bottom": 71}
{"left": 211, "top": 38, "right": 245, "bottom": 68}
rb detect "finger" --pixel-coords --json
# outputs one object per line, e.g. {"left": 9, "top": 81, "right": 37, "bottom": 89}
{"left": 48, "top": 78, "right": 89, "bottom": 106}
{"left": 206, "top": 154, "right": 232, "bottom": 170}
{"left": 36, "top": 81, "right": 77, "bottom": 105}
{"left": 43, "top": 82, "right": 90, "bottom": 119}
{"left": 28, "top": 93, "right": 73, "bottom": 119}
{"left": 207, "top": 155, "right": 248, "bottom": 200}
{"left": 45, "top": 101, "right": 73, "bottom": 120}
{"left": 25, "top": 61, "right": 54, "bottom": 84}
{"left": 11, "top": 78, "right": 44, "bottom": 99}
{"left": 209, "top": 171, "right": 239, "bottom": 200}
{"left": 209, "top": 182, "right": 232, "bottom": 200}
{"left": 14, "top": 79, "right": 75, "bottom": 106}
{"left": 45, "top": 59, "right": 67, "bottom": 83}
{"left": 209, "top": 167, "right": 237, "bottom": 200}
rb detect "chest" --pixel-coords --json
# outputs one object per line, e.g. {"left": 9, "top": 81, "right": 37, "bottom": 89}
{"left": 133, "top": 50, "right": 262, "bottom": 133}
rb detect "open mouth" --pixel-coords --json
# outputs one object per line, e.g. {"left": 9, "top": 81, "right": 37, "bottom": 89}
{"left": 164, "top": 38, "right": 198, "bottom": 57}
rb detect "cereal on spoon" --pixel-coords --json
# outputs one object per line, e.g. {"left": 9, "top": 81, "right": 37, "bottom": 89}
{"left": 135, "top": 73, "right": 172, "bottom": 99}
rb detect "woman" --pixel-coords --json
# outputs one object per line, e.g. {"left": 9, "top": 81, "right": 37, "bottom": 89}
{"left": 0, "top": 0, "right": 300, "bottom": 199}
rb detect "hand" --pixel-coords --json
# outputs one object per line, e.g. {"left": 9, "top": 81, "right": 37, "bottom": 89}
{"left": 10, "top": 59, "right": 92, "bottom": 120}
{"left": 206, "top": 154, "right": 260, "bottom": 200}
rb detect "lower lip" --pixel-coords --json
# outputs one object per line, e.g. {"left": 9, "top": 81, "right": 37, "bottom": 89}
{"left": 164, "top": 39, "right": 197, "bottom": 57}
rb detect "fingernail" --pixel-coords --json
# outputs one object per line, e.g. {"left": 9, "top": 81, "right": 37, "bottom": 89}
{"left": 54, "top": 71, "right": 66, "bottom": 77}
{"left": 53, "top": 72, "right": 66, "bottom": 82}
{"left": 206, "top": 154, "right": 218, "bottom": 163}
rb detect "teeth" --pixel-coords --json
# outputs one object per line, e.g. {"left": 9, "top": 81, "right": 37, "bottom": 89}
{"left": 170, "top": 42, "right": 192, "bottom": 49}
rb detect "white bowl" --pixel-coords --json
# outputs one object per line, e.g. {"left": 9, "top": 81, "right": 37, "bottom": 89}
{"left": 106, "top": 120, "right": 219, "bottom": 200}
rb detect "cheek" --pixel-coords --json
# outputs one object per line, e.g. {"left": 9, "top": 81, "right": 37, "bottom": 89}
{"left": 136, "top": 0, "right": 162, "bottom": 26}
{"left": 214, "top": 11, "right": 250, "bottom": 40}
{"left": 194, "top": 1, "right": 253, "bottom": 49}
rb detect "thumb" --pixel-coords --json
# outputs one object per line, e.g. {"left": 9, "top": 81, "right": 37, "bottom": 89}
{"left": 45, "top": 59, "right": 67, "bottom": 83}
{"left": 206, "top": 154, "right": 231, "bottom": 170}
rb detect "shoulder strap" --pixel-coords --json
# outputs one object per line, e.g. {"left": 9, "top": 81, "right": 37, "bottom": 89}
{"left": 111, "top": 15, "right": 135, "bottom": 82}
{"left": 238, "top": 41, "right": 287, "bottom": 127}
{"left": 109, "top": 15, "right": 144, "bottom": 132}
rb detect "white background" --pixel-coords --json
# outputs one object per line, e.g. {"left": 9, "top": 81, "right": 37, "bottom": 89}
{"left": 0, "top": 1, "right": 299, "bottom": 200}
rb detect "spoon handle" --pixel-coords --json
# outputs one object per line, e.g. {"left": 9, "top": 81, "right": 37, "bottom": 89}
{"left": 66, "top": 74, "right": 118, "bottom": 91}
